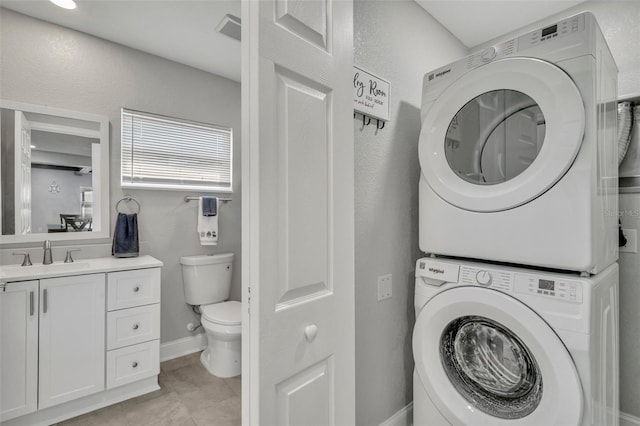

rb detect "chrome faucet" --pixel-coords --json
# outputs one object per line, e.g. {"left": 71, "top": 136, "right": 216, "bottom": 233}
{"left": 43, "top": 240, "right": 53, "bottom": 265}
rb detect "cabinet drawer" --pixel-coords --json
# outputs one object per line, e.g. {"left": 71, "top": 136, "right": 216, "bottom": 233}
{"left": 107, "top": 304, "right": 160, "bottom": 350}
{"left": 106, "top": 340, "right": 159, "bottom": 389}
{"left": 107, "top": 268, "right": 160, "bottom": 311}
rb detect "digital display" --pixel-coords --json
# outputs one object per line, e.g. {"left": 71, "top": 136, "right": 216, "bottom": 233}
{"left": 542, "top": 25, "right": 558, "bottom": 37}
{"left": 538, "top": 279, "right": 555, "bottom": 291}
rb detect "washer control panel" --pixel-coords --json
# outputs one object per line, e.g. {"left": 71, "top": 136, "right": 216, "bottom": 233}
{"left": 416, "top": 258, "right": 584, "bottom": 304}
{"left": 513, "top": 273, "right": 583, "bottom": 304}
{"left": 458, "top": 264, "right": 583, "bottom": 304}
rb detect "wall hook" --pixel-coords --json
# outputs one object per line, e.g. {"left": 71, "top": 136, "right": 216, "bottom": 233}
{"left": 363, "top": 115, "right": 371, "bottom": 126}
{"left": 376, "top": 119, "right": 385, "bottom": 130}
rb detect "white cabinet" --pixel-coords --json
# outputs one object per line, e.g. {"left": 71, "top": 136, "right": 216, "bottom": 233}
{"left": 0, "top": 256, "right": 162, "bottom": 426}
{"left": 38, "top": 274, "right": 106, "bottom": 409}
{"left": 0, "top": 281, "right": 38, "bottom": 422}
{"left": 106, "top": 268, "right": 161, "bottom": 389}
{"left": 0, "top": 275, "right": 105, "bottom": 419}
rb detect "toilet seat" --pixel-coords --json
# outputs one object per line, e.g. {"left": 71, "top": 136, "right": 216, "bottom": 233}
{"left": 201, "top": 301, "right": 241, "bottom": 325}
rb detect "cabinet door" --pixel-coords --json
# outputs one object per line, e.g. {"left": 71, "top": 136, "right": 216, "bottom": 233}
{"left": 39, "top": 274, "right": 106, "bottom": 409}
{"left": 0, "top": 280, "right": 38, "bottom": 421}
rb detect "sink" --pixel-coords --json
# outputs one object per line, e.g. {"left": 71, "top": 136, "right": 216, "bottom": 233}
{"left": 1, "top": 262, "right": 90, "bottom": 281}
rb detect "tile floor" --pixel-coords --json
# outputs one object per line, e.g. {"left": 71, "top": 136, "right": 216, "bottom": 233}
{"left": 56, "top": 352, "right": 241, "bottom": 426}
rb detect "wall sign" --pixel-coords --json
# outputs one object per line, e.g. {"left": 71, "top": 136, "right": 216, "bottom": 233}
{"left": 353, "top": 66, "right": 390, "bottom": 122}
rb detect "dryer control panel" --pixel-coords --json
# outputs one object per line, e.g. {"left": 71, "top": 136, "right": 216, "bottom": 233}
{"left": 517, "top": 13, "right": 586, "bottom": 51}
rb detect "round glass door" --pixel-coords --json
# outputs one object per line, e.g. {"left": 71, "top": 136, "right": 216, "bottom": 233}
{"left": 418, "top": 57, "right": 585, "bottom": 212}
{"left": 445, "top": 90, "right": 546, "bottom": 185}
{"left": 440, "top": 315, "right": 543, "bottom": 419}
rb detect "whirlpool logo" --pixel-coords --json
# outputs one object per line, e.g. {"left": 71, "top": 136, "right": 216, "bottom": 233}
{"left": 428, "top": 68, "right": 451, "bottom": 83}
{"left": 428, "top": 267, "right": 445, "bottom": 274}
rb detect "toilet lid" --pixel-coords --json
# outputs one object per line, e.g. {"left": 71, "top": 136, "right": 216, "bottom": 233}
{"left": 201, "top": 301, "right": 241, "bottom": 325}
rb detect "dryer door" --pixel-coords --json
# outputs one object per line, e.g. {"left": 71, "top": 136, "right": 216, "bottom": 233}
{"left": 419, "top": 57, "right": 584, "bottom": 212}
{"left": 413, "top": 286, "right": 582, "bottom": 425}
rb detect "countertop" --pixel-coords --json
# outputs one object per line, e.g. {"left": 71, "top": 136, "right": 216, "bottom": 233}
{"left": 1, "top": 255, "right": 163, "bottom": 283}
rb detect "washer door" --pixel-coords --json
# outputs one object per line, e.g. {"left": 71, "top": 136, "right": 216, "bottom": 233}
{"left": 413, "top": 287, "right": 583, "bottom": 425}
{"left": 419, "top": 58, "right": 584, "bottom": 212}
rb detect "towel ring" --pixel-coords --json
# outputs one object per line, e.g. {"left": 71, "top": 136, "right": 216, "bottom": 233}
{"left": 116, "top": 196, "right": 141, "bottom": 214}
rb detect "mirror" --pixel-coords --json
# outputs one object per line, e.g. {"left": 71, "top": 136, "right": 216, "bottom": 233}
{"left": 0, "top": 100, "right": 109, "bottom": 244}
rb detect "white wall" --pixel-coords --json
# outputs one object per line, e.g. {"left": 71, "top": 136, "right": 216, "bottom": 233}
{"left": 476, "top": 1, "right": 640, "bottom": 419}
{"left": 0, "top": 8, "right": 242, "bottom": 343}
{"left": 353, "top": 1, "right": 467, "bottom": 424}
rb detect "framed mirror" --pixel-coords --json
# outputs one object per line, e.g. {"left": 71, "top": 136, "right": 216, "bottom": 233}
{"left": 0, "top": 99, "right": 109, "bottom": 244}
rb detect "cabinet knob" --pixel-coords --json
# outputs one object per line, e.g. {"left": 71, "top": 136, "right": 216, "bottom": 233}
{"left": 133, "top": 286, "right": 140, "bottom": 292}
{"left": 132, "top": 323, "right": 140, "bottom": 330}
{"left": 132, "top": 361, "right": 139, "bottom": 368}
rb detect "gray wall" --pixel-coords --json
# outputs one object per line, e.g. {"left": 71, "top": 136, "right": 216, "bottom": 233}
{"left": 353, "top": 2, "right": 467, "bottom": 424}
{"left": 30, "top": 167, "right": 92, "bottom": 233}
{"left": 0, "top": 8, "right": 242, "bottom": 343}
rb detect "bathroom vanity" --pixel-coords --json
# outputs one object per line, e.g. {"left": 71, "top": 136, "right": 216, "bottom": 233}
{"left": 0, "top": 255, "right": 162, "bottom": 426}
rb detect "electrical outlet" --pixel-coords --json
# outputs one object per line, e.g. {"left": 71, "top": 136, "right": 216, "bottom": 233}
{"left": 620, "top": 229, "right": 638, "bottom": 253}
{"left": 378, "top": 274, "right": 392, "bottom": 301}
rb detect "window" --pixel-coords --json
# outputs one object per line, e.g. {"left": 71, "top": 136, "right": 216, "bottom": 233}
{"left": 121, "top": 108, "right": 232, "bottom": 192}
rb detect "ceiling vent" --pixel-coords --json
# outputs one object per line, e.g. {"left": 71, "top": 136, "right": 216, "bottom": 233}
{"left": 216, "top": 14, "right": 241, "bottom": 42}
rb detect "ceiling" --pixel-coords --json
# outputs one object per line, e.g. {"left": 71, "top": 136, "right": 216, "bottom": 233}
{"left": 416, "top": 0, "right": 589, "bottom": 48}
{"left": 2, "top": 0, "right": 591, "bottom": 82}
{"left": 1, "top": 0, "right": 241, "bottom": 82}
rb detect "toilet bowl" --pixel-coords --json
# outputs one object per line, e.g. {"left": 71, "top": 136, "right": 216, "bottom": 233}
{"left": 200, "top": 301, "right": 241, "bottom": 377}
{"left": 180, "top": 253, "right": 241, "bottom": 378}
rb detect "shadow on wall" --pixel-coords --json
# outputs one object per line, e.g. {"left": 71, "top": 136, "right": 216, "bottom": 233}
{"left": 398, "top": 100, "right": 423, "bottom": 405}
{"left": 355, "top": 100, "right": 423, "bottom": 419}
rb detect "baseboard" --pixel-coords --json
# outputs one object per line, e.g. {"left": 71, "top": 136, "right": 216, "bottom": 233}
{"left": 159, "top": 333, "right": 207, "bottom": 362}
{"left": 380, "top": 402, "right": 413, "bottom": 426}
{"left": 384, "top": 402, "right": 637, "bottom": 426}
{"left": 621, "top": 411, "right": 640, "bottom": 426}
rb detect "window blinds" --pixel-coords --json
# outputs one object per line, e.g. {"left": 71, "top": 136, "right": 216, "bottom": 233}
{"left": 121, "top": 109, "right": 232, "bottom": 192}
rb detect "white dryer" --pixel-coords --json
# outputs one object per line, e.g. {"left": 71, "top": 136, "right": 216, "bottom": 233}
{"left": 418, "top": 12, "right": 618, "bottom": 273}
{"left": 412, "top": 257, "right": 619, "bottom": 426}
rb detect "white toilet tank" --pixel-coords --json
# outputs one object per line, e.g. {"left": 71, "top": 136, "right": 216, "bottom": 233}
{"left": 180, "top": 253, "right": 234, "bottom": 305}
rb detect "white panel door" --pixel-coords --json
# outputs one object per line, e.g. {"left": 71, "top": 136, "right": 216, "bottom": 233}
{"left": 242, "top": 0, "right": 354, "bottom": 424}
{"left": 0, "top": 281, "right": 38, "bottom": 421}
{"left": 14, "top": 110, "right": 32, "bottom": 235}
{"left": 39, "top": 274, "right": 106, "bottom": 409}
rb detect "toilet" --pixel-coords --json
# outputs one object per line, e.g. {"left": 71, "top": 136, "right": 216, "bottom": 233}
{"left": 180, "top": 253, "right": 241, "bottom": 378}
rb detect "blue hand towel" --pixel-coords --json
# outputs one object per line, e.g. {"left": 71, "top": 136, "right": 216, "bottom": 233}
{"left": 202, "top": 196, "right": 217, "bottom": 217}
{"left": 112, "top": 213, "right": 139, "bottom": 258}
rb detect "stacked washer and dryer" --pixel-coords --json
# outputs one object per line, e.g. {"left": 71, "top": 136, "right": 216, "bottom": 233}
{"left": 413, "top": 12, "right": 619, "bottom": 426}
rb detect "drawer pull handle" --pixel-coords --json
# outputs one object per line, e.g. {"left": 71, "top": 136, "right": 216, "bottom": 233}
{"left": 133, "top": 286, "right": 141, "bottom": 292}
{"left": 132, "top": 361, "right": 138, "bottom": 368}
{"left": 132, "top": 323, "right": 140, "bottom": 330}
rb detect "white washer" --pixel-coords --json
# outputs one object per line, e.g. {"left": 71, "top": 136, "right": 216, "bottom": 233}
{"left": 412, "top": 257, "right": 619, "bottom": 426}
{"left": 418, "top": 12, "right": 618, "bottom": 273}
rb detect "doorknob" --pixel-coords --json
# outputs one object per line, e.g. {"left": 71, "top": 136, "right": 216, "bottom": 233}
{"left": 304, "top": 324, "right": 318, "bottom": 342}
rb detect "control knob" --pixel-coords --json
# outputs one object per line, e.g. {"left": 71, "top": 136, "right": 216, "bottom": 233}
{"left": 475, "top": 270, "right": 492, "bottom": 286}
{"left": 481, "top": 47, "right": 497, "bottom": 61}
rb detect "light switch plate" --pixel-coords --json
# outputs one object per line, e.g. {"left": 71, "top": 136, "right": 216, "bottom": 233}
{"left": 378, "top": 274, "right": 392, "bottom": 301}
